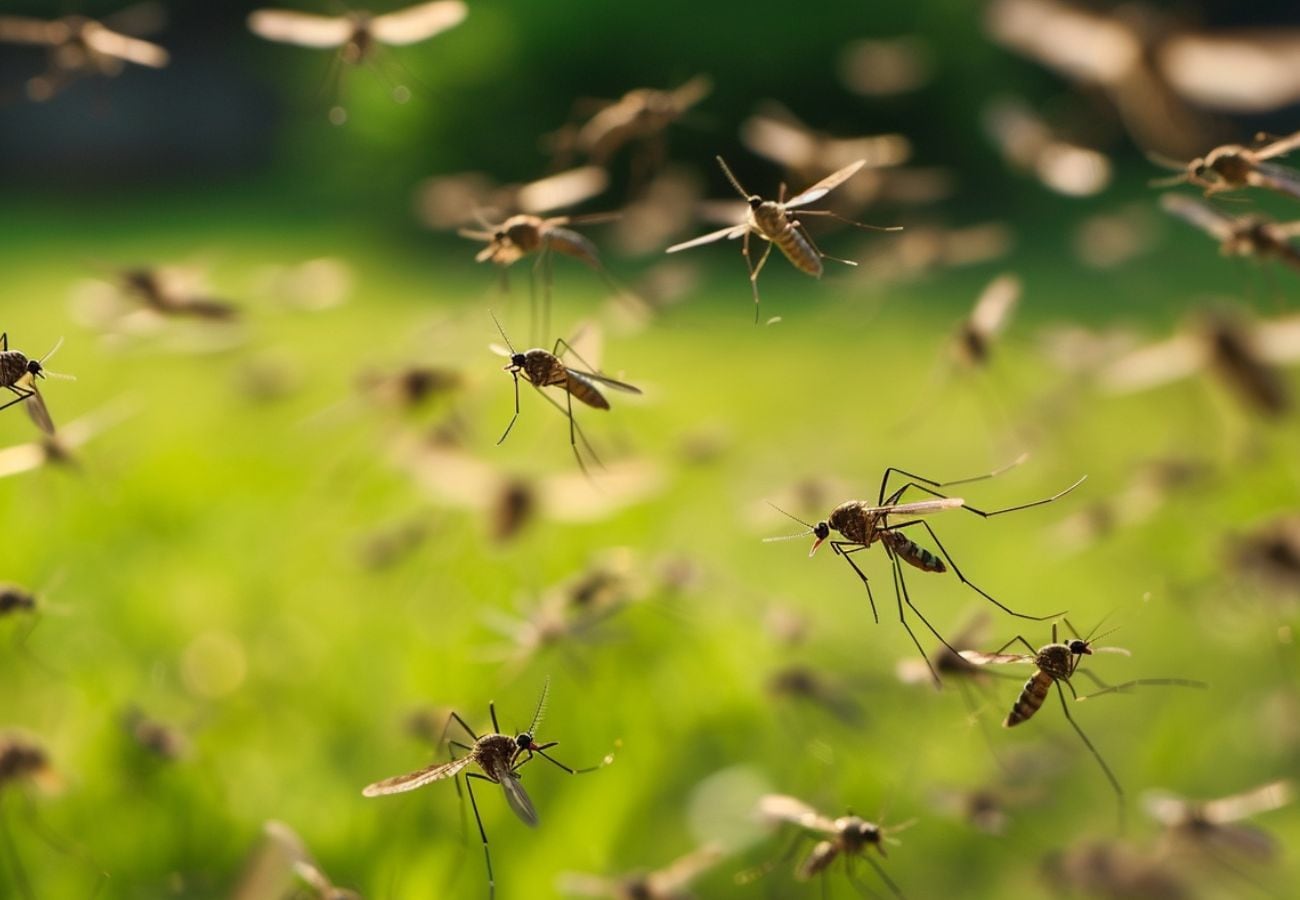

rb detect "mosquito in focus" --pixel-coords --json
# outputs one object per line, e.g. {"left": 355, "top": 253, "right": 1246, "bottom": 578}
{"left": 666, "top": 156, "right": 901, "bottom": 322}
{"left": 1152, "top": 131, "right": 1300, "bottom": 201}
{"left": 362, "top": 679, "right": 603, "bottom": 899}
{"left": 1160, "top": 193, "right": 1300, "bottom": 275}
{"left": 0, "top": 334, "right": 72, "bottom": 435}
{"left": 960, "top": 619, "right": 1206, "bottom": 825}
{"left": 766, "top": 459, "right": 1085, "bottom": 684}
{"left": 490, "top": 314, "right": 640, "bottom": 476}
{"left": 756, "top": 793, "right": 913, "bottom": 899}
{"left": 0, "top": 7, "right": 169, "bottom": 102}
{"left": 558, "top": 844, "right": 723, "bottom": 899}
{"left": 247, "top": 1, "right": 468, "bottom": 125}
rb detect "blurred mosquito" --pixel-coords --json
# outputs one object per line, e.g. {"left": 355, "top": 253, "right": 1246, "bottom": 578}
{"left": 952, "top": 273, "right": 1022, "bottom": 368}
{"left": 491, "top": 314, "right": 640, "bottom": 476}
{"left": 1160, "top": 193, "right": 1300, "bottom": 275}
{"left": 765, "top": 664, "right": 864, "bottom": 725}
{"left": 363, "top": 679, "right": 602, "bottom": 899}
{"left": 0, "top": 400, "right": 132, "bottom": 481}
{"left": 0, "top": 734, "right": 61, "bottom": 900}
{"left": 248, "top": 1, "right": 468, "bottom": 125}
{"left": 558, "top": 844, "right": 723, "bottom": 899}
{"left": 356, "top": 364, "right": 462, "bottom": 412}
{"left": 121, "top": 708, "right": 188, "bottom": 762}
{"left": 666, "top": 156, "right": 901, "bottom": 322}
{"left": 0, "top": 334, "right": 73, "bottom": 435}
{"left": 1152, "top": 131, "right": 1300, "bottom": 201}
{"left": 231, "top": 820, "right": 359, "bottom": 900}
{"left": 415, "top": 166, "right": 610, "bottom": 232}
{"left": 1043, "top": 839, "right": 1189, "bottom": 900}
{"left": 1143, "top": 780, "right": 1293, "bottom": 864}
{"left": 1229, "top": 514, "right": 1300, "bottom": 594}
{"left": 0, "top": 6, "right": 169, "bottom": 102}
{"left": 756, "top": 794, "right": 913, "bottom": 899}
{"left": 960, "top": 619, "right": 1206, "bottom": 826}
{"left": 113, "top": 267, "right": 240, "bottom": 320}
{"left": 766, "top": 459, "right": 1085, "bottom": 685}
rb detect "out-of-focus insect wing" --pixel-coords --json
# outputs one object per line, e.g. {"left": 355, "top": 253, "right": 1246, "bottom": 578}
{"left": 0, "top": 444, "right": 44, "bottom": 480}
{"left": 758, "top": 794, "right": 838, "bottom": 835}
{"left": 0, "top": 15, "right": 62, "bottom": 45}
{"left": 247, "top": 9, "right": 353, "bottom": 48}
{"left": 650, "top": 844, "right": 723, "bottom": 894}
{"left": 784, "top": 159, "right": 867, "bottom": 208}
{"left": 83, "top": 24, "right": 169, "bottom": 67}
{"left": 1159, "top": 32, "right": 1300, "bottom": 113}
{"left": 1142, "top": 790, "right": 1191, "bottom": 827}
{"left": 554, "top": 872, "right": 616, "bottom": 897}
{"left": 666, "top": 223, "right": 748, "bottom": 254}
{"left": 969, "top": 274, "right": 1022, "bottom": 338}
{"left": 292, "top": 860, "right": 358, "bottom": 899}
{"left": 959, "top": 650, "right": 1035, "bottom": 666}
{"left": 516, "top": 166, "right": 609, "bottom": 215}
{"left": 566, "top": 368, "right": 641, "bottom": 395}
{"left": 741, "top": 113, "right": 819, "bottom": 170}
{"left": 539, "top": 460, "right": 666, "bottom": 522}
{"left": 362, "top": 755, "right": 472, "bottom": 797}
{"left": 985, "top": 0, "right": 1139, "bottom": 87}
{"left": 400, "top": 443, "right": 499, "bottom": 511}
{"left": 1159, "top": 193, "right": 1236, "bottom": 241}
{"left": 370, "top": 0, "right": 467, "bottom": 45}
{"left": 500, "top": 772, "right": 539, "bottom": 826}
{"left": 1100, "top": 333, "right": 1206, "bottom": 393}
{"left": 20, "top": 381, "right": 56, "bottom": 437}
{"left": 232, "top": 820, "right": 312, "bottom": 900}
{"left": 1202, "top": 780, "right": 1293, "bottom": 824}
{"left": 670, "top": 74, "right": 713, "bottom": 111}
{"left": 1248, "top": 161, "right": 1300, "bottom": 201}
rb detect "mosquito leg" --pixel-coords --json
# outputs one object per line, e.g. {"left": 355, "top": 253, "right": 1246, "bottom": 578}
{"left": 451, "top": 711, "right": 481, "bottom": 743}
{"left": 794, "top": 221, "right": 858, "bottom": 268}
{"left": 1, "top": 334, "right": 6, "bottom": 350}
{"left": 889, "top": 547, "right": 963, "bottom": 669}
{"left": 552, "top": 338, "right": 604, "bottom": 378}
{"left": 989, "top": 634, "right": 1039, "bottom": 656}
{"left": 1075, "top": 678, "right": 1208, "bottom": 701}
{"left": 863, "top": 852, "right": 905, "bottom": 899}
{"left": 1055, "top": 682, "right": 1124, "bottom": 830}
{"left": 536, "top": 388, "right": 602, "bottom": 471}
{"left": 0, "top": 386, "right": 35, "bottom": 414}
{"left": 463, "top": 773, "right": 495, "bottom": 898}
{"left": 489, "top": 702, "right": 501, "bottom": 735}
{"left": 749, "top": 240, "right": 775, "bottom": 323}
{"left": 496, "top": 374, "right": 520, "bottom": 445}
{"left": 886, "top": 547, "right": 941, "bottom": 688}
{"left": 829, "top": 541, "right": 878, "bottom": 622}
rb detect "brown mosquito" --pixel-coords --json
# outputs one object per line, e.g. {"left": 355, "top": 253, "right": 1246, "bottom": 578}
{"left": 1160, "top": 193, "right": 1300, "bottom": 275}
{"left": 960, "top": 619, "right": 1206, "bottom": 825}
{"left": 121, "top": 708, "right": 188, "bottom": 762}
{"left": 113, "top": 267, "right": 239, "bottom": 320}
{"left": 0, "top": 334, "right": 71, "bottom": 435}
{"left": 952, "top": 273, "right": 1022, "bottom": 368}
{"left": 0, "top": 7, "right": 169, "bottom": 102}
{"left": 232, "top": 820, "right": 359, "bottom": 900}
{"left": 248, "top": 1, "right": 468, "bottom": 125}
{"left": 666, "top": 156, "right": 901, "bottom": 322}
{"left": 0, "top": 734, "right": 61, "bottom": 900}
{"left": 490, "top": 314, "right": 640, "bottom": 476}
{"left": 558, "top": 844, "right": 723, "bottom": 899}
{"left": 757, "top": 794, "right": 913, "bottom": 899}
{"left": 0, "top": 401, "right": 129, "bottom": 481}
{"left": 1229, "top": 514, "right": 1300, "bottom": 594}
{"left": 362, "top": 679, "right": 601, "bottom": 898}
{"left": 766, "top": 460, "right": 1085, "bottom": 684}
{"left": 1042, "top": 839, "right": 1189, "bottom": 900}
{"left": 1152, "top": 131, "right": 1300, "bottom": 201}
{"left": 1144, "top": 780, "right": 1293, "bottom": 864}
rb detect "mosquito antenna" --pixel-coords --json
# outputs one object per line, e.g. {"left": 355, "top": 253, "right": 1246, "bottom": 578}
{"left": 489, "top": 310, "right": 515, "bottom": 355}
{"left": 761, "top": 502, "right": 816, "bottom": 542}
{"left": 1082, "top": 609, "right": 1119, "bottom": 644}
{"left": 39, "top": 338, "right": 64, "bottom": 365}
{"left": 526, "top": 675, "right": 551, "bottom": 736}
{"left": 715, "top": 156, "right": 751, "bottom": 200}
{"left": 765, "top": 501, "right": 814, "bottom": 529}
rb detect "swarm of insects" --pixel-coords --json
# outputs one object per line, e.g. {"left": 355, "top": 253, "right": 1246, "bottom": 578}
{"left": 667, "top": 156, "right": 900, "bottom": 321}
{"left": 1159, "top": 193, "right": 1300, "bottom": 275}
{"left": 1152, "top": 131, "right": 1300, "bottom": 201}
{"left": 557, "top": 844, "right": 723, "bottom": 900}
{"left": 756, "top": 794, "right": 912, "bottom": 898}
{"left": 248, "top": 1, "right": 468, "bottom": 124}
{"left": 0, "top": 6, "right": 169, "bottom": 102}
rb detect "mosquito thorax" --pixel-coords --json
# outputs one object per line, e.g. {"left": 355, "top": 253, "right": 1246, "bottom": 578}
{"left": 838, "top": 816, "right": 879, "bottom": 845}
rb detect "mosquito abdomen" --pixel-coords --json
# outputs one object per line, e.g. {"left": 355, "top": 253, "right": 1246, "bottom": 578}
{"left": 883, "top": 531, "right": 946, "bottom": 572}
{"left": 1005, "top": 670, "right": 1053, "bottom": 727}
{"left": 564, "top": 373, "right": 611, "bottom": 410}
{"left": 753, "top": 203, "right": 823, "bottom": 277}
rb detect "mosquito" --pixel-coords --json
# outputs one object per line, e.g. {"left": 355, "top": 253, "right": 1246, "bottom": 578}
{"left": 558, "top": 844, "right": 723, "bottom": 899}
{"left": 232, "top": 820, "right": 360, "bottom": 900}
{"left": 952, "top": 273, "right": 1022, "bottom": 368}
{"left": 757, "top": 793, "right": 913, "bottom": 899}
{"left": 1229, "top": 514, "right": 1300, "bottom": 594}
{"left": 121, "top": 708, "right": 188, "bottom": 762}
{"left": 0, "top": 402, "right": 129, "bottom": 481}
{"left": 490, "top": 314, "right": 640, "bottom": 476}
{"left": 1144, "top": 780, "right": 1293, "bottom": 865}
{"left": 960, "top": 619, "right": 1207, "bottom": 825}
{"left": 362, "top": 679, "right": 602, "bottom": 899}
{"left": 0, "top": 8, "right": 168, "bottom": 102}
{"left": 248, "top": 1, "right": 468, "bottom": 124}
{"left": 1152, "top": 131, "right": 1300, "bottom": 201}
{"left": 0, "top": 334, "right": 72, "bottom": 435}
{"left": 1160, "top": 192, "right": 1300, "bottom": 275}
{"left": 0, "top": 734, "right": 60, "bottom": 900}
{"left": 765, "top": 459, "right": 1085, "bottom": 684}
{"left": 115, "top": 267, "right": 239, "bottom": 320}
{"left": 666, "top": 156, "right": 901, "bottom": 322}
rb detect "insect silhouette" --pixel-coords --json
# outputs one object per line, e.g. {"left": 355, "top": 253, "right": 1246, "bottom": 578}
{"left": 666, "top": 156, "right": 901, "bottom": 322}
{"left": 1229, "top": 513, "right": 1300, "bottom": 594}
{"left": 982, "top": 96, "right": 1112, "bottom": 197}
{"left": 1042, "top": 839, "right": 1189, "bottom": 900}
{"left": 960, "top": 619, "right": 1206, "bottom": 825}
{"left": 952, "top": 273, "right": 1022, "bottom": 368}
{"left": 558, "top": 844, "right": 723, "bottom": 899}
{"left": 113, "top": 267, "right": 240, "bottom": 320}
{"left": 0, "top": 334, "right": 72, "bottom": 435}
{"left": 766, "top": 460, "right": 1085, "bottom": 684}
{"left": 0, "top": 8, "right": 169, "bottom": 102}
{"left": 248, "top": 1, "right": 468, "bottom": 124}
{"left": 1143, "top": 779, "right": 1293, "bottom": 863}
{"left": 1152, "top": 131, "right": 1300, "bottom": 201}
{"left": 490, "top": 315, "right": 641, "bottom": 476}
{"left": 362, "top": 679, "right": 602, "bottom": 899}
{"left": 1160, "top": 193, "right": 1300, "bottom": 276}
{"left": 0, "top": 734, "right": 62, "bottom": 900}
{"left": 757, "top": 793, "right": 913, "bottom": 899}
{"left": 231, "top": 819, "right": 360, "bottom": 900}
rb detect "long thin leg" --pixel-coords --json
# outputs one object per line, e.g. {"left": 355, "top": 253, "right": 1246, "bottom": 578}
{"left": 451, "top": 711, "right": 480, "bottom": 743}
{"left": 0, "top": 385, "right": 35, "bottom": 414}
{"left": 749, "top": 240, "right": 775, "bottom": 324}
{"left": 463, "top": 773, "right": 495, "bottom": 898}
{"left": 880, "top": 473, "right": 1086, "bottom": 518}
{"left": 1054, "top": 681, "right": 1124, "bottom": 830}
{"left": 886, "top": 520, "right": 1063, "bottom": 621}
{"left": 525, "top": 745, "right": 604, "bottom": 775}
{"left": 1, "top": 334, "right": 7, "bottom": 350}
{"left": 886, "top": 547, "right": 940, "bottom": 688}
{"left": 1075, "top": 678, "right": 1208, "bottom": 701}
{"left": 862, "top": 853, "right": 905, "bottom": 899}
{"left": 535, "top": 387, "right": 602, "bottom": 472}
{"left": 797, "top": 208, "right": 903, "bottom": 233}
{"left": 877, "top": 459, "right": 1027, "bottom": 505}
{"left": 828, "top": 541, "right": 878, "bottom": 622}
{"left": 795, "top": 221, "right": 858, "bottom": 267}
{"left": 989, "top": 634, "right": 1039, "bottom": 656}
{"left": 888, "top": 546, "right": 963, "bottom": 681}
{"left": 552, "top": 338, "right": 607, "bottom": 379}
{"left": 488, "top": 702, "right": 500, "bottom": 735}
{"left": 496, "top": 374, "right": 520, "bottom": 445}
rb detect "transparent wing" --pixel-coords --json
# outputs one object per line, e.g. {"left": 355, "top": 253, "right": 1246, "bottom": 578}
{"left": 959, "top": 650, "right": 1036, "bottom": 666}
{"left": 1160, "top": 193, "right": 1236, "bottom": 241}
{"left": 1142, "top": 790, "right": 1191, "bottom": 827}
{"left": 870, "top": 497, "right": 966, "bottom": 517}
{"left": 741, "top": 113, "right": 819, "bottom": 169}
{"left": 83, "top": 25, "right": 169, "bottom": 67}
{"left": 649, "top": 844, "right": 723, "bottom": 893}
{"left": 0, "top": 444, "right": 45, "bottom": 479}
{"left": 555, "top": 872, "right": 617, "bottom": 897}
{"left": 1159, "top": 32, "right": 1300, "bottom": 113}
{"left": 566, "top": 368, "right": 642, "bottom": 395}
{"left": 758, "top": 794, "right": 838, "bottom": 835}
{"left": 516, "top": 166, "right": 609, "bottom": 215}
{"left": 985, "top": 0, "right": 1140, "bottom": 87}
{"left": 362, "top": 755, "right": 473, "bottom": 796}
{"left": 671, "top": 74, "right": 713, "bottom": 110}
{"left": 231, "top": 820, "right": 313, "bottom": 900}
{"left": 18, "top": 380, "right": 56, "bottom": 437}
{"left": 968, "top": 273, "right": 1022, "bottom": 337}
{"left": 247, "top": 9, "right": 353, "bottom": 48}
{"left": 1248, "top": 162, "right": 1300, "bottom": 200}
{"left": 666, "top": 223, "right": 748, "bottom": 253}
{"left": 1202, "top": 780, "right": 1293, "bottom": 824}
{"left": 785, "top": 159, "right": 867, "bottom": 208}
{"left": 500, "top": 772, "right": 539, "bottom": 826}
{"left": 371, "top": 0, "right": 468, "bottom": 46}
{"left": 539, "top": 460, "right": 666, "bottom": 523}
{"left": 397, "top": 442, "right": 499, "bottom": 511}
{"left": 0, "top": 15, "right": 63, "bottom": 45}
{"left": 1252, "top": 313, "right": 1300, "bottom": 365}
{"left": 1100, "top": 333, "right": 1206, "bottom": 393}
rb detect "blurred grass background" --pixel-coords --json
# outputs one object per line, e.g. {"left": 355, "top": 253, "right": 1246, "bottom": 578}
{"left": 1, "top": 1, "right": 1299, "bottom": 898}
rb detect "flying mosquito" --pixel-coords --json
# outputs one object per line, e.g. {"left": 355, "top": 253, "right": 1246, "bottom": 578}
{"left": 1043, "top": 839, "right": 1189, "bottom": 900}
{"left": 247, "top": 1, "right": 468, "bottom": 125}
{"left": 0, "top": 734, "right": 61, "bottom": 900}
{"left": 231, "top": 820, "right": 359, "bottom": 900}
{"left": 113, "top": 267, "right": 240, "bottom": 320}
{"left": 960, "top": 619, "right": 1206, "bottom": 824}
{"left": 1152, "top": 131, "right": 1300, "bottom": 201}
{"left": 1160, "top": 193, "right": 1300, "bottom": 275}
{"left": 757, "top": 794, "right": 913, "bottom": 899}
{"left": 1228, "top": 514, "right": 1300, "bottom": 594}
{"left": 490, "top": 314, "right": 640, "bottom": 475}
{"left": 362, "top": 679, "right": 600, "bottom": 899}
{"left": 1143, "top": 780, "right": 1293, "bottom": 864}
{"left": 557, "top": 844, "right": 723, "bottom": 899}
{"left": 952, "top": 273, "right": 1022, "bottom": 368}
{"left": 766, "top": 459, "right": 1085, "bottom": 684}
{"left": 982, "top": 96, "right": 1112, "bottom": 197}
{"left": 0, "top": 7, "right": 169, "bottom": 102}
{"left": 0, "top": 334, "right": 72, "bottom": 435}
{"left": 666, "top": 156, "right": 901, "bottom": 322}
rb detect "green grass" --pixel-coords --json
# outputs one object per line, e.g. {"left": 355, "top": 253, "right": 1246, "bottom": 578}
{"left": 0, "top": 196, "right": 1298, "bottom": 900}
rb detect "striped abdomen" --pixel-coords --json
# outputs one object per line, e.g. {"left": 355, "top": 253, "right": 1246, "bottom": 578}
{"left": 1005, "top": 670, "right": 1053, "bottom": 727}
{"left": 753, "top": 203, "right": 822, "bottom": 277}
{"left": 563, "top": 371, "right": 610, "bottom": 409}
{"left": 882, "top": 531, "right": 946, "bottom": 573}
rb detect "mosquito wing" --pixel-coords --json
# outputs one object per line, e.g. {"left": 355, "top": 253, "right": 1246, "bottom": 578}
{"left": 758, "top": 794, "right": 838, "bottom": 835}
{"left": 1100, "top": 333, "right": 1206, "bottom": 393}
{"left": 1160, "top": 193, "right": 1236, "bottom": 241}
{"left": 968, "top": 273, "right": 1022, "bottom": 338}
{"left": 371, "top": 0, "right": 468, "bottom": 46}
{"left": 248, "top": 9, "right": 354, "bottom": 48}
{"left": 516, "top": 166, "right": 608, "bottom": 215}
{"left": 500, "top": 772, "right": 539, "bottom": 826}
{"left": 0, "top": 15, "right": 62, "bottom": 45}
{"left": 0, "top": 444, "right": 45, "bottom": 480}
{"left": 741, "top": 112, "right": 818, "bottom": 169}
{"left": 985, "top": 0, "right": 1140, "bottom": 87}
{"left": 566, "top": 368, "right": 642, "bottom": 395}
{"left": 1252, "top": 313, "right": 1300, "bottom": 365}
{"left": 1201, "top": 780, "right": 1293, "bottom": 824}
{"left": 539, "top": 459, "right": 666, "bottom": 523}
{"left": 959, "top": 650, "right": 1036, "bottom": 666}
{"left": 554, "top": 872, "right": 617, "bottom": 897}
{"left": 362, "top": 755, "right": 473, "bottom": 797}
{"left": 1159, "top": 32, "right": 1300, "bottom": 113}
{"left": 20, "top": 381, "right": 55, "bottom": 437}
{"left": 785, "top": 159, "right": 867, "bottom": 208}
{"left": 83, "top": 24, "right": 169, "bottom": 67}
{"left": 666, "top": 223, "right": 748, "bottom": 254}
{"left": 670, "top": 73, "right": 713, "bottom": 111}
{"left": 1248, "top": 161, "right": 1300, "bottom": 201}
{"left": 874, "top": 497, "right": 966, "bottom": 517}
{"left": 399, "top": 442, "right": 499, "bottom": 511}
{"left": 649, "top": 844, "right": 723, "bottom": 893}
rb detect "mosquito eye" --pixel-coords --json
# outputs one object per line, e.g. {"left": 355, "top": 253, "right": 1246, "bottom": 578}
{"left": 815, "top": 523, "right": 830, "bottom": 540}
{"left": 516, "top": 733, "right": 531, "bottom": 749}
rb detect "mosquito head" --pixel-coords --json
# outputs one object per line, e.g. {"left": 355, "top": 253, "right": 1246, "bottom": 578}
{"left": 515, "top": 731, "right": 535, "bottom": 751}
{"left": 809, "top": 521, "right": 831, "bottom": 555}
{"left": 26, "top": 359, "right": 45, "bottom": 379}
{"left": 1067, "top": 638, "right": 1092, "bottom": 656}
